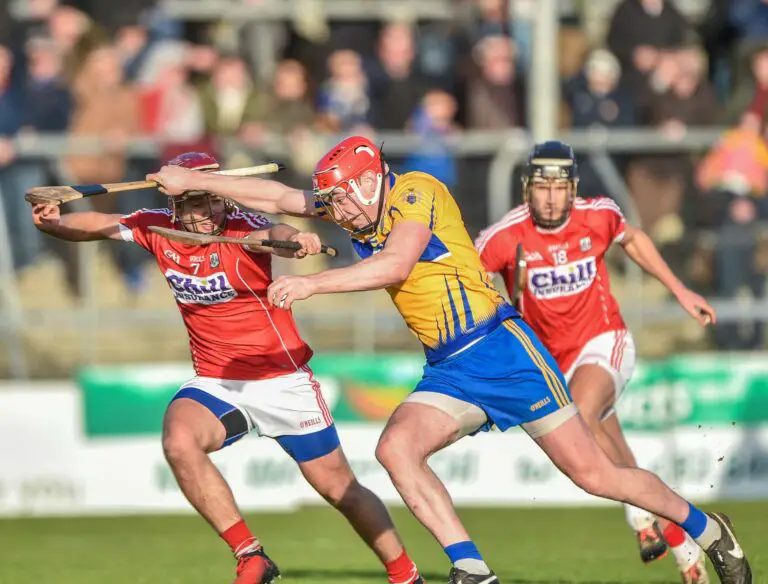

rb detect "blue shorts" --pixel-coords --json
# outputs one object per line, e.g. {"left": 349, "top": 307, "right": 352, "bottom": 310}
{"left": 414, "top": 318, "right": 572, "bottom": 432}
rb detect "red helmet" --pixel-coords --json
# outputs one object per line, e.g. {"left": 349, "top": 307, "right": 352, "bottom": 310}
{"left": 165, "top": 152, "right": 230, "bottom": 235}
{"left": 167, "top": 151, "right": 221, "bottom": 172}
{"left": 312, "top": 136, "right": 388, "bottom": 234}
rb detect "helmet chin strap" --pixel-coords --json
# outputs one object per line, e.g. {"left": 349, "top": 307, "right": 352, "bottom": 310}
{"left": 352, "top": 164, "right": 389, "bottom": 237}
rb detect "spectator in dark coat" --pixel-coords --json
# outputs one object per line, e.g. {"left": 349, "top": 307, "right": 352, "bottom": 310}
{"left": 21, "top": 35, "right": 71, "bottom": 132}
{"left": 606, "top": 0, "right": 693, "bottom": 97}
{"left": 0, "top": 42, "right": 52, "bottom": 271}
{"left": 628, "top": 48, "right": 720, "bottom": 237}
{"left": 367, "top": 22, "right": 428, "bottom": 130}
{"left": 464, "top": 35, "right": 525, "bottom": 129}
{"left": 726, "top": 41, "right": 768, "bottom": 126}
{"left": 730, "top": 0, "right": 768, "bottom": 44}
{"left": 563, "top": 48, "right": 636, "bottom": 198}
{"left": 564, "top": 49, "right": 636, "bottom": 129}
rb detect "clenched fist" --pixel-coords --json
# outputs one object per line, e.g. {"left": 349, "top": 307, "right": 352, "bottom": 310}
{"left": 31, "top": 203, "right": 60, "bottom": 231}
{"left": 146, "top": 165, "right": 200, "bottom": 196}
{"left": 289, "top": 231, "right": 322, "bottom": 258}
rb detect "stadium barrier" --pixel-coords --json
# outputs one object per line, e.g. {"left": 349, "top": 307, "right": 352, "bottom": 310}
{"left": 2, "top": 353, "right": 768, "bottom": 517}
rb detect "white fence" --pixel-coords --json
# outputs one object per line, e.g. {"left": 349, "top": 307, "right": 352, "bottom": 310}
{"left": 2, "top": 383, "right": 767, "bottom": 517}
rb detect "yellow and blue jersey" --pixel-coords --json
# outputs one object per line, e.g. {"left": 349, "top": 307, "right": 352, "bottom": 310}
{"left": 352, "top": 172, "right": 518, "bottom": 364}
{"left": 317, "top": 171, "right": 573, "bottom": 433}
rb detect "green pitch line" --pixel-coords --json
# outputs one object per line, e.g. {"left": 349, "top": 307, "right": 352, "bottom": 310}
{"left": 0, "top": 502, "right": 765, "bottom": 583}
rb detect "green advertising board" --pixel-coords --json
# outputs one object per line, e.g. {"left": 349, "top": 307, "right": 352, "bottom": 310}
{"left": 77, "top": 353, "right": 768, "bottom": 437}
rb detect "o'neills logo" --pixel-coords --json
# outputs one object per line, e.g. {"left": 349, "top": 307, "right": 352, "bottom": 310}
{"left": 528, "top": 257, "right": 597, "bottom": 299}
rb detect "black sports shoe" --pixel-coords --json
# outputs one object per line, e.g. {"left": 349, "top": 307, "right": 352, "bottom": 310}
{"left": 637, "top": 520, "right": 669, "bottom": 564}
{"left": 448, "top": 567, "right": 500, "bottom": 584}
{"left": 703, "top": 513, "right": 751, "bottom": 584}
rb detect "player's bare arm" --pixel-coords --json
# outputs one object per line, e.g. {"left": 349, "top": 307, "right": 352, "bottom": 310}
{"left": 266, "top": 221, "right": 431, "bottom": 310}
{"left": 147, "top": 165, "right": 316, "bottom": 217}
{"left": 620, "top": 223, "right": 716, "bottom": 325}
{"left": 31, "top": 204, "right": 124, "bottom": 241}
{"left": 245, "top": 223, "right": 322, "bottom": 259}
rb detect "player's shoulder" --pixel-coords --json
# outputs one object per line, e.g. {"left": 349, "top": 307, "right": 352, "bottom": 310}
{"left": 225, "top": 208, "right": 272, "bottom": 235}
{"left": 392, "top": 171, "right": 447, "bottom": 201}
{"left": 123, "top": 207, "right": 173, "bottom": 226}
{"left": 475, "top": 204, "right": 531, "bottom": 251}
{"left": 573, "top": 196, "right": 624, "bottom": 218}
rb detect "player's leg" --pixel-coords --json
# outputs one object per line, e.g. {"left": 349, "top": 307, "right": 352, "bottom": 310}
{"left": 294, "top": 439, "right": 422, "bottom": 583}
{"left": 255, "top": 367, "right": 423, "bottom": 584}
{"left": 534, "top": 413, "right": 750, "bottom": 583}
{"left": 567, "top": 364, "right": 627, "bottom": 467}
{"left": 569, "top": 331, "right": 708, "bottom": 580}
{"left": 500, "top": 319, "right": 751, "bottom": 584}
{"left": 601, "top": 412, "right": 708, "bottom": 583}
{"left": 376, "top": 394, "right": 497, "bottom": 584}
{"left": 163, "top": 381, "right": 278, "bottom": 584}
{"left": 163, "top": 398, "right": 238, "bottom": 530}
{"left": 568, "top": 363, "right": 668, "bottom": 563}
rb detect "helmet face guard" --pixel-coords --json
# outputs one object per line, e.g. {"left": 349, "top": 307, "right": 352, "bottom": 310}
{"left": 522, "top": 141, "right": 579, "bottom": 229}
{"left": 312, "top": 137, "right": 388, "bottom": 237}
{"left": 171, "top": 192, "right": 232, "bottom": 235}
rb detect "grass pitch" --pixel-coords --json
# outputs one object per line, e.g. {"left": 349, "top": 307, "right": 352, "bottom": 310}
{"left": 0, "top": 502, "right": 765, "bottom": 583}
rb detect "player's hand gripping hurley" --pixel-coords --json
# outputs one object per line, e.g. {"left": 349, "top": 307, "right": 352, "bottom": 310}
{"left": 148, "top": 225, "right": 338, "bottom": 257}
{"left": 25, "top": 162, "right": 285, "bottom": 206}
{"left": 511, "top": 242, "right": 527, "bottom": 313}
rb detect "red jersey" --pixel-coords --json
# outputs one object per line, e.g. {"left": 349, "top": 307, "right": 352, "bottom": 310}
{"left": 475, "top": 197, "right": 627, "bottom": 373}
{"left": 119, "top": 208, "right": 313, "bottom": 380}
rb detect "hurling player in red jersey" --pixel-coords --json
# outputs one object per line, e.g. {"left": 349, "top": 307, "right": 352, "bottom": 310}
{"left": 30, "top": 152, "right": 423, "bottom": 584}
{"left": 476, "top": 141, "right": 716, "bottom": 584}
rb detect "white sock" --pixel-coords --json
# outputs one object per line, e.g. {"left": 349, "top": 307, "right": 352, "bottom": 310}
{"left": 624, "top": 503, "right": 655, "bottom": 531}
{"left": 234, "top": 538, "right": 261, "bottom": 557}
{"left": 693, "top": 516, "right": 722, "bottom": 550}
{"left": 671, "top": 533, "right": 702, "bottom": 569}
{"left": 454, "top": 558, "right": 491, "bottom": 575}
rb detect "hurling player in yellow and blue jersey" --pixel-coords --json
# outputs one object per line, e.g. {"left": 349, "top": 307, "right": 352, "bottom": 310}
{"left": 149, "top": 137, "right": 751, "bottom": 584}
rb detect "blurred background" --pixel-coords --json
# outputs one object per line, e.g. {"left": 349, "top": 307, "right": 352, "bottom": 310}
{"left": 1, "top": 2, "right": 768, "bottom": 578}
{"left": 2, "top": 0, "right": 768, "bottom": 373}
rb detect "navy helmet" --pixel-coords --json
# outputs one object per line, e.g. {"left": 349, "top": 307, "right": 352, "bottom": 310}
{"left": 522, "top": 140, "right": 579, "bottom": 228}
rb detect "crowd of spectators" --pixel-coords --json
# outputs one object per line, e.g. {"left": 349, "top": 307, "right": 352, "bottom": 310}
{"left": 2, "top": 0, "right": 768, "bottom": 348}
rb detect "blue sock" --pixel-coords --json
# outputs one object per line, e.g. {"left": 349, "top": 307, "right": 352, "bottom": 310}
{"left": 444, "top": 541, "right": 483, "bottom": 563}
{"left": 679, "top": 502, "right": 708, "bottom": 539}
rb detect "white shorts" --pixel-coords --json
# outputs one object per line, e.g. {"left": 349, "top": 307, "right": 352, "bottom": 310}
{"left": 173, "top": 367, "right": 338, "bottom": 461}
{"left": 564, "top": 330, "right": 636, "bottom": 417}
